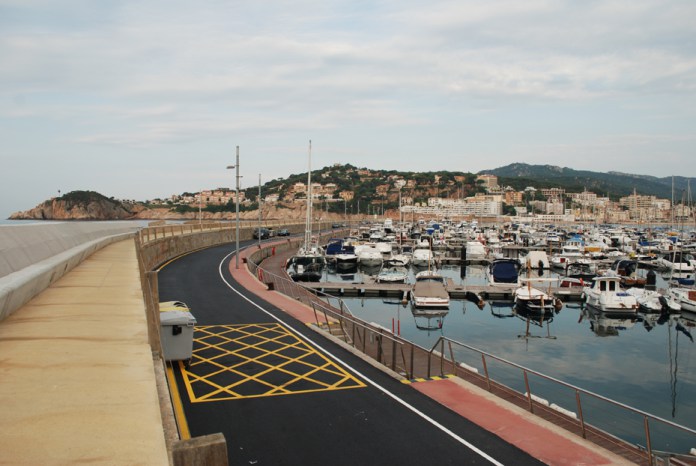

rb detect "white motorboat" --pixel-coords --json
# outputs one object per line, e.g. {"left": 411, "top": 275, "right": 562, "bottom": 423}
{"left": 355, "top": 243, "right": 383, "bottom": 267}
{"left": 412, "top": 247, "right": 436, "bottom": 268}
{"left": 581, "top": 275, "right": 639, "bottom": 313}
{"left": 656, "top": 251, "right": 695, "bottom": 275}
{"left": 550, "top": 245, "right": 591, "bottom": 269}
{"left": 668, "top": 287, "right": 696, "bottom": 312}
{"left": 626, "top": 288, "right": 680, "bottom": 312}
{"left": 411, "top": 270, "right": 450, "bottom": 309}
{"left": 514, "top": 281, "right": 562, "bottom": 313}
{"left": 465, "top": 240, "right": 487, "bottom": 261}
{"left": 377, "top": 261, "right": 409, "bottom": 284}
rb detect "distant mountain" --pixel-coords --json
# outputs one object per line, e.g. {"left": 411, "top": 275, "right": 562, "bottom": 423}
{"left": 480, "top": 163, "right": 695, "bottom": 200}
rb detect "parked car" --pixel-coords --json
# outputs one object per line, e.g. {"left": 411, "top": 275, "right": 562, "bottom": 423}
{"left": 253, "top": 228, "right": 270, "bottom": 239}
{"left": 277, "top": 228, "right": 290, "bottom": 236}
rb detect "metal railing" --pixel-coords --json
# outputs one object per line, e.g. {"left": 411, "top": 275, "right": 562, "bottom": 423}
{"left": 244, "top": 246, "right": 696, "bottom": 465}
{"left": 427, "top": 336, "right": 696, "bottom": 465}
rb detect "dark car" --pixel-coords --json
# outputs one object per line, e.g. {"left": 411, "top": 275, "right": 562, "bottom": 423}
{"left": 253, "top": 228, "right": 270, "bottom": 239}
{"left": 277, "top": 228, "right": 290, "bottom": 236}
{"left": 331, "top": 223, "right": 341, "bottom": 229}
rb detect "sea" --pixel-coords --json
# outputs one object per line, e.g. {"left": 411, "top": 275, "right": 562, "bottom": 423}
{"left": 323, "top": 263, "right": 696, "bottom": 455}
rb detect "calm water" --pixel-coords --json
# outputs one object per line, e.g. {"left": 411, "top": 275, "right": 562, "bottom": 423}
{"left": 323, "top": 263, "right": 696, "bottom": 454}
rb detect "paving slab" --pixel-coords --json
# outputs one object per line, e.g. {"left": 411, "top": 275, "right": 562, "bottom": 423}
{"left": 0, "top": 239, "right": 169, "bottom": 465}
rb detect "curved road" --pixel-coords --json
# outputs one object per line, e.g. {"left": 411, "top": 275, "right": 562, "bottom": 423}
{"left": 158, "top": 242, "right": 544, "bottom": 466}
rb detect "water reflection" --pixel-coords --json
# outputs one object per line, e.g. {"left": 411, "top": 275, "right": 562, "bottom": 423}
{"left": 514, "top": 304, "right": 557, "bottom": 342}
{"left": 329, "top": 263, "right": 696, "bottom": 453}
{"left": 580, "top": 306, "right": 637, "bottom": 337}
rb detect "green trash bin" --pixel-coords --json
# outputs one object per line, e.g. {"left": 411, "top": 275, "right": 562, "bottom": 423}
{"left": 160, "top": 310, "right": 196, "bottom": 364}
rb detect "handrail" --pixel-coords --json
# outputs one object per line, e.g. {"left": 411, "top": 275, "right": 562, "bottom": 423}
{"left": 233, "top": 234, "right": 696, "bottom": 464}
{"left": 428, "top": 335, "right": 696, "bottom": 435}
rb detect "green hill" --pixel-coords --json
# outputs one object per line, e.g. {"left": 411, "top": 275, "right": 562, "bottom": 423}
{"left": 480, "top": 163, "right": 694, "bottom": 201}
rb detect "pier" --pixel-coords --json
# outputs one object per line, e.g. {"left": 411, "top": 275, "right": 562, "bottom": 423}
{"left": 302, "top": 278, "right": 584, "bottom": 301}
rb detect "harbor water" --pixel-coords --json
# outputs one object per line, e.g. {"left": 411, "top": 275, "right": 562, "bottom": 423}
{"left": 325, "top": 263, "right": 696, "bottom": 455}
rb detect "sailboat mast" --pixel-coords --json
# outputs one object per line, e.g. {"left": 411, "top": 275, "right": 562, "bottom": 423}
{"left": 304, "top": 140, "right": 313, "bottom": 250}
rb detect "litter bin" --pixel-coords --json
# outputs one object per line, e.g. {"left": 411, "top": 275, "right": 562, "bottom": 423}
{"left": 160, "top": 309, "right": 196, "bottom": 365}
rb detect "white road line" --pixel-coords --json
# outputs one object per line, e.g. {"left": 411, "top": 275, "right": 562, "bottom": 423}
{"left": 218, "top": 251, "right": 505, "bottom": 466}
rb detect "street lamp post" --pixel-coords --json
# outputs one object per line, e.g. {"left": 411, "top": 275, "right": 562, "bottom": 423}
{"left": 227, "top": 146, "right": 241, "bottom": 269}
{"left": 258, "top": 173, "right": 262, "bottom": 249}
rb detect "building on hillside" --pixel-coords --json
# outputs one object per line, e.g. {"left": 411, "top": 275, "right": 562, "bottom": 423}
{"left": 339, "top": 191, "right": 354, "bottom": 201}
{"left": 476, "top": 174, "right": 498, "bottom": 190}
{"left": 264, "top": 193, "right": 279, "bottom": 204}
{"left": 504, "top": 190, "right": 523, "bottom": 206}
{"left": 619, "top": 193, "right": 670, "bottom": 221}
{"left": 541, "top": 188, "right": 565, "bottom": 203}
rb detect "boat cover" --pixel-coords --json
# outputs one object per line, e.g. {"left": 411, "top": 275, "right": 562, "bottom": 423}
{"left": 491, "top": 261, "right": 519, "bottom": 283}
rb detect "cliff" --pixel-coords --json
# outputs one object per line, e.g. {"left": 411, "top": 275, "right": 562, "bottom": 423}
{"left": 9, "top": 191, "right": 137, "bottom": 220}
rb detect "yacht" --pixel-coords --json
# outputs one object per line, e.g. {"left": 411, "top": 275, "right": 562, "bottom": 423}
{"left": 286, "top": 141, "right": 326, "bottom": 282}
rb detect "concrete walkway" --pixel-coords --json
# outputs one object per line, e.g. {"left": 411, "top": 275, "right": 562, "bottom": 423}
{"left": 0, "top": 239, "right": 169, "bottom": 465}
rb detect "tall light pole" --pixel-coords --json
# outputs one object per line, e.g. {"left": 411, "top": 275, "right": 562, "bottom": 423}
{"left": 258, "top": 173, "right": 262, "bottom": 249}
{"left": 227, "top": 146, "right": 241, "bottom": 269}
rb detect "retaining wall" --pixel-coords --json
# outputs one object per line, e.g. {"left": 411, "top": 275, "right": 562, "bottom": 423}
{"left": 0, "top": 222, "right": 141, "bottom": 321}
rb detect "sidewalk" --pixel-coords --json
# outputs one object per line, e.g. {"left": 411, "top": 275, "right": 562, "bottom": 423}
{"left": 0, "top": 239, "right": 169, "bottom": 465}
{"left": 235, "top": 242, "right": 636, "bottom": 466}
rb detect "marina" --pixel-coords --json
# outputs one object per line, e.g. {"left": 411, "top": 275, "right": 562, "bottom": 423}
{"left": 274, "top": 218, "right": 696, "bottom": 455}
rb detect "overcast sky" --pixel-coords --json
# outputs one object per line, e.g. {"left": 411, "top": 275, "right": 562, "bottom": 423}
{"left": 2, "top": 0, "right": 695, "bottom": 218}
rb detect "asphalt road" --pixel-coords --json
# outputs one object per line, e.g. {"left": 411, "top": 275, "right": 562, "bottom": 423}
{"left": 157, "top": 242, "right": 545, "bottom": 466}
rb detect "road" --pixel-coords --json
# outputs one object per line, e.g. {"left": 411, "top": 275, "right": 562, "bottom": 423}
{"left": 157, "top": 242, "right": 544, "bottom": 466}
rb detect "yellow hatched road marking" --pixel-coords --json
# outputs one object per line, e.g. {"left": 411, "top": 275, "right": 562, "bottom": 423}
{"left": 179, "top": 323, "right": 366, "bottom": 401}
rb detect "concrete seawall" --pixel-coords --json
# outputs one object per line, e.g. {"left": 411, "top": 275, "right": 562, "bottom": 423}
{"left": 0, "top": 222, "right": 141, "bottom": 321}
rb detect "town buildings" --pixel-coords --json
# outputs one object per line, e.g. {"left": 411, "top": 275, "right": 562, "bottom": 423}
{"left": 160, "top": 171, "right": 687, "bottom": 224}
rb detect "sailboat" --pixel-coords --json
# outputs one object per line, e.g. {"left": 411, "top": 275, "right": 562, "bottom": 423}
{"left": 286, "top": 141, "right": 326, "bottom": 282}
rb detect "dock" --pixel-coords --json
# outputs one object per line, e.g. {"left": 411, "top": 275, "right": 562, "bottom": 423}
{"left": 302, "top": 279, "right": 583, "bottom": 302}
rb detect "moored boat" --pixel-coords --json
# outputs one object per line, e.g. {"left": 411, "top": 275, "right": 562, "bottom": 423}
{"left": 486, "top": 258, "right": 520, "bottom": 287}
{"left": 411, "top": 270, "right": 450, "bottom": 309}
{"left": 581, "top": 275, "right": 639, "bottom": 313}
{"left": 514, "top": 281, "right": 562, "bottom": 313}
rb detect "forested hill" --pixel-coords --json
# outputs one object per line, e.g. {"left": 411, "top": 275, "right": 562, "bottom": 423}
{"left": 481, "top": 163, "right": 694, "bottom": 200}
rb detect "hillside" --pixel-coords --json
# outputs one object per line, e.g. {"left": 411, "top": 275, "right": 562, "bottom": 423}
{"left": 482, "top": 163, "right": 695, "bottom": 200}
{"left": 9, "top": 164, "right": 694, "bottom": 221}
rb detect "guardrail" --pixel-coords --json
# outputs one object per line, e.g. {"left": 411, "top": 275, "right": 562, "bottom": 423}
{"left": 246, "top": 249, "right": 696, "bottom": 465}
{"left": 427, "top": 336, "right": 696, "bottom": 466}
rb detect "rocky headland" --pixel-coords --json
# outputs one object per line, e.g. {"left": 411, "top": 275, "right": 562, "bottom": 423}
{"left": 8, "top": 191, "right": 350, "bottom": 222}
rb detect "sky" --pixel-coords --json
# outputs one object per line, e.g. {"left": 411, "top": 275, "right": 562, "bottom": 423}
{"left": 2, "top": 0, "right": 696, "bottom": 218}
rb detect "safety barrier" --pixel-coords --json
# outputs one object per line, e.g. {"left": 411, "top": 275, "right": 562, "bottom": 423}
{"left": 247, "top": 249, "right": 696, "bottom": 465}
